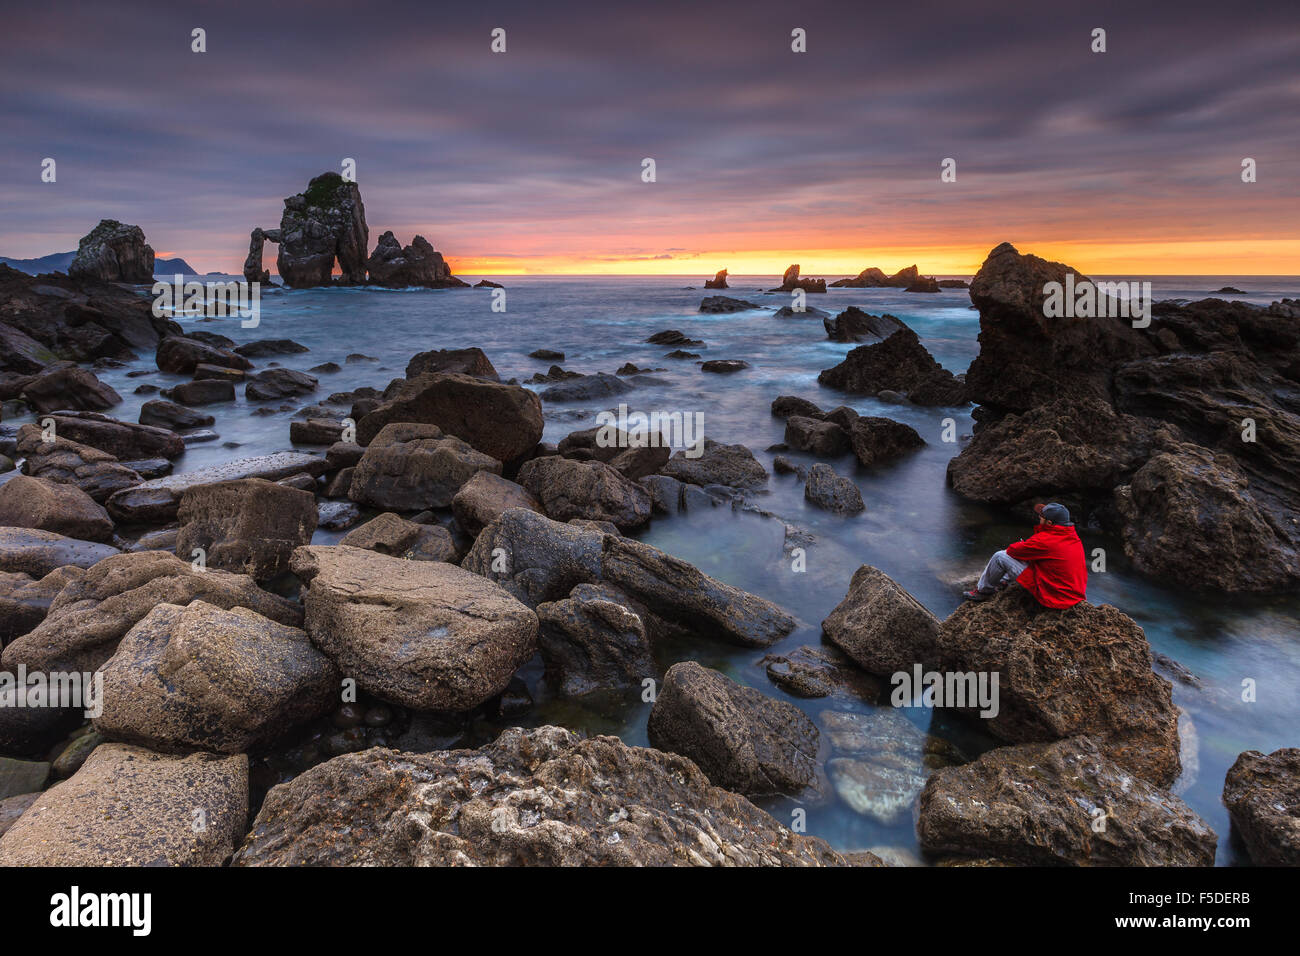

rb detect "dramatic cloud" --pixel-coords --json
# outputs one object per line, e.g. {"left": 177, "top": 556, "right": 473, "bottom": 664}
{"left": 2, "top": 0, "right": 1296, "bottom": 273}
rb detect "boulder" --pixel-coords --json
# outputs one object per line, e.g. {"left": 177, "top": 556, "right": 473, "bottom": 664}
{"left": 356, "top": 372, "right": 543, "bottom": 465}
{"left": 822, "top": 565, "right": 941, "bottom": 673}
{"left": 0, "top": 550, "right": 302, "bottom": 674}
{"left": 67, "top": 220, "right": 155, "bottom": 283}
{"left": 94, "top": 600, "right": 339, "bottom": 753}
{"left": 1116, "top": 443, "right": 1300, "bottom": 593}
{"left": 700, "top": 359, "right": 750, "bottom": 373}
{"left": 824, "top": 307, "right": 909, "bottom": 343}
{"left": 463, "top": 509, "right": 796, "bottom": 648}
{"left": 349, "top": 422, "right": 501, "bottom": 511}
{"left": 0, "top": 474, "right": 113, "bottom": 541}
{"left": 232, "top": 338, "right": 308, "bottom": 358}
{"left": 338, "top": 512, "right": 457, "bottom": 562}
{"left": 19, "top": 364, "right": 121, "bottom": 413}
{"left": 31, "top": 411, "right": 183, "bottom": 460}
{"left": 0, "top": 526, "right": 119, "bottom": 577}
{"left": 539, "top": 372, "right": 635, "bottom": 402}
{"left": 947, "top": 397, "right": 1155, "bottom": 504}
{"left": 451, "top": 472, "right": 542, "bottom": 536}
{"left": 176, "top": 478, "right": 318, "bottom": 581}
{"left": 818, "top": 328, "right": 966, "bottom": 405}
{"left": 15, "top": 426, "right": 143, "bottom": 502}
{"left": 105, "top": 451, "right": 327, "bottom": 523}
{"left": 849, "top": 416, "right": 926, "bottom": 467}
{"left": 139, "top": 400, "right": 215, "bottom": 432}
{"left": 918, "top": 736, "right": 1216, "bottom": 866}
{"left": 289, "top": 418, "right": 344, "bottom": 445}
{"left": 233, "top": 725, "right": 844, "bottom": 866}
{"left": 1222, "top": 748, "right": 1300, "bottom": 865}
{"left": 936, "top": 587, "right": 1181, "bottom": 786}
{"left": 516, "top": 456, "right": 652, "bottom": 531}
{"left": 535, "top": 583, "right": 653, "bottom": 696}
{"left": 771, "top": 395, "right": 824, "bottom": 419}
{"left": 245, "top": 368, "right": 317, "bottom": 401}
{"left": 291, "top": 545, "right": 538, "bottom": 711}
{"left": 162, "top": 378, "right": 236, "bottom": 405}
{"left": 803, "top": 463, "right": 864, "bottom": 513}
{"left": 699, "top": 296, "right": 760, "bottom": 313}
{"left": 156, "top": 335, "right": 252, "bottom": 375}
{"left": 0, "top": 743, "right": 247, "bottom": 866}
{"left": 660, "top": 439, "right": 768, "bottom": 489}
{"left": 648, "top": 661, "right": 819, "bottom": 795}
{"left": 646, "top": 330, "right": 702, "bottom": 346}
{"left": 784, "top": 416, "right": 850, "bottom": 457}
{"left": 405, "top": 347, "right": 497, "bottom": 380}
{"left": 0, "top": 566, "right": 83, "bottom": 643}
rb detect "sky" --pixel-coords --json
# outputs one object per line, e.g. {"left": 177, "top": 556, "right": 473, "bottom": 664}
{"left": 1, "top": 0, "right": 1297, "bottom": 276}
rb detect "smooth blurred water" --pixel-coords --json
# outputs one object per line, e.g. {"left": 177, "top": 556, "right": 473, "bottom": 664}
{"left": 79, "top": 274, "right": 1300, "bottom": 864}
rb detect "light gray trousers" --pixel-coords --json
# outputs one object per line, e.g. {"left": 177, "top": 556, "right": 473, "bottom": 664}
{"left": 976, "top": 549, "right": 1029, "bottom": 592}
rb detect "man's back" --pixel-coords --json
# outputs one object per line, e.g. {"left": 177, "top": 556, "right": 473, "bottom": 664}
{"left": 1006, "top": 524, "right": 1087, "bottom": 608}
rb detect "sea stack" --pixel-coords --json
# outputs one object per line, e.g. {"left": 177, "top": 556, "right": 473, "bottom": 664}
{"left": 68, "top": 220, "right": 155, "bottom": 284}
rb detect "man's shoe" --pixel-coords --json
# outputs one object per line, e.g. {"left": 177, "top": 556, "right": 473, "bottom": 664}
{"left": 962, "top": 588, "right": 994, "bottom": 601}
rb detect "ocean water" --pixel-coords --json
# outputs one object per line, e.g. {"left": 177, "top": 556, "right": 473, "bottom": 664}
{"left": 66, "top": 275, "right": 1300, "bottom": 863}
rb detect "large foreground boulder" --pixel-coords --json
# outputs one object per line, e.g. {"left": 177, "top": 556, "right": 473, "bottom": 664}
{"left": 648, "top": 662, "right": 818, "bottom": 795}
{"left": 233, "top": 725, "right": 845, "bottom": 866}
{"left": 918, "top": 736, "right": 1216, "bottom": 866}
{"left": 94, "top": 601, "right": 339, "bottom": 754}
{"left": 176, "top": 478, "right": 317, "bottom": 581}
{"left": 291, "top": 545, "right": 537, "bottom": 711}
{"left": 463, "top": 509, "right": 797, "bottom": 648}
{"left": 0, "top": 550, "right": 303, "bottom": 674}
{"left": 0, "top": 743, "right": 247, "bottom": 866}
{"left": 935, "top": 587, "right": 1181, "bottom": 786}
{"left": 355, "top": 372, "right": 543, "bottom": 465}
{"left": 1222, "top": 747, "right": 1300, "bottom": 865}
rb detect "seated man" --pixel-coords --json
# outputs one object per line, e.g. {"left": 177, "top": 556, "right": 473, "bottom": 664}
{"left": 964, "top": 502, "right": 1087, "bottom": 608}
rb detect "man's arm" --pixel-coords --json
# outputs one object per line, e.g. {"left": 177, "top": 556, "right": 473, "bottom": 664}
{"left": 1006, "top": 534, "right": 1049, "bottom": 561}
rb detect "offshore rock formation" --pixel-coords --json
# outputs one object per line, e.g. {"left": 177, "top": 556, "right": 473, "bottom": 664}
{"left": 68, "top": 220, "right": 155, "bottom": 283}
{"left": 831, "top": 264, "right": 938, "bottom": 289}
{"left": 704, "top": 268, "right": 729, "bottom": 289}
{"left": 366, "top": 231, "right": 466, "bottom": 288}
{"left": 771, "top": 264, "right": 826, "bottom": 293}
{"left": 244, "top": 172, "right": 368, "bottom": 288}
{"left": 948, "top": 241, "right": 1300, "bottom": 593}
{"left": 243, "top": 174, "right": 468, "bottom": 288}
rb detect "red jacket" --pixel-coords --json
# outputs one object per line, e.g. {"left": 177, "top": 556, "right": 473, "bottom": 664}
{"left": 1006, "top": 524, "right": 1087, "bottom": 608}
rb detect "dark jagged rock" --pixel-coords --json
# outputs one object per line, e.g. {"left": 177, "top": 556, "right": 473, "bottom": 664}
{"left": 535, "top": 583, "right": 652, "bottom": 695}
{"left": 67, "top": 220, "right": 155, "bottom": 283}
{"left": 818, "top": 328, "right": 966, "bottom": 405}
{"left": 646, "top": 329, "right": 703, "bottom": 346}
{"left": 824, "top": 306, "right": 909, "bottom": 343}
{"left": 784, "top": 415, "right": 850, "bottom": 457}
{"left": 19, "top": 364, "right": 120, "bottom": 413}
{"left": 233, "top": 725, "right": 846, "bottom": 866}
{"left": 770, "top": 264, "right": 826, "bottom": 293}
{"left": 699, "top": 295, "right": 760, "bottom": 313}
{"left": 233, "top": 338, "right": 308, "bottom": 358}
{"left": 245, "top": 368, "right": 317, "bottom": 401}
{"left": 257, "top": 172, "right": 369, "bottom": 288}
{"left": 366, "top": 231, "right": 467, "bottom": 288}
{"left": 804, "top": 463, "right": 863, "bottom": 513}
{"left": 1222, "top": 748, "right": 1300, "bottom": 865}
{"left": 156, "top": 335, "right": 252, "bottom": 375}
{"left": 849, "top": 416, "right": 925, "bottom": 467}
{"left": 648, "top": 661, "right": 819, "bottom": 795}
{"left": 918, "top": 736, "right": 1216, "bottom": 866}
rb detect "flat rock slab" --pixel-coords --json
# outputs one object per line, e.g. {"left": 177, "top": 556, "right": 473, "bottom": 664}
{"left": 234, "top": 725, "right": 845, "bottom": 866}
{"left": 106, "top": 451, "right": 327, "bottom": 523}
{"left": 292, "top": 545, "right": 538, "bottom": 711}
{"left": 0, "top": 743, "right": 248, "bottom": 866}
{"left": 0, "top": 527, "right": 120, "bottom": 577}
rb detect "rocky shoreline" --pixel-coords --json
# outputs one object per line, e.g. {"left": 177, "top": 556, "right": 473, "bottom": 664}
{"left": 0, "top": 240, "right": 1297, "bottom": 867}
